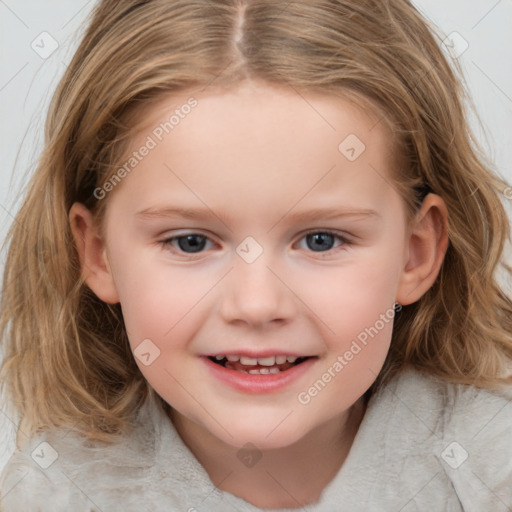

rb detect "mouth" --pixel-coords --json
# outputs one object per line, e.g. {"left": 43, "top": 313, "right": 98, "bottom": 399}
{"left": 207, "top": 354, "right": 313, "bottom": 375}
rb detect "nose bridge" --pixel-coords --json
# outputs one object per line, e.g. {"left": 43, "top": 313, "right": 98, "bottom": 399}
{"left": 219, "top": 248, "right": 295, "bottom": 326}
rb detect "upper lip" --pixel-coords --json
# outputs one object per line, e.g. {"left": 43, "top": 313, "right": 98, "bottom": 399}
{"left": 203, "top": 351, "right": 314, "bottom": 358}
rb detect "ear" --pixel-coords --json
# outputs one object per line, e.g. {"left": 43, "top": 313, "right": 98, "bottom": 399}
{"left": 68, "top": 202, "right": 120, "bottom": 304}
{"left": 396, "top": 194, "right": 449, "bottom": 306}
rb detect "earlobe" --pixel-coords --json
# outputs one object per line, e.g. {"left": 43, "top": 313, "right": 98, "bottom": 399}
{"left": 68, "top": 202, "right": 120, "bottom": 304}
{"left": 396, "top": 194, "right": 449, "bottom": 306}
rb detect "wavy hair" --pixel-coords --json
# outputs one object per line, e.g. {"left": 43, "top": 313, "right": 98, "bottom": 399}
{"left": 1, "top": 0, "right": 511, "bottom": 447}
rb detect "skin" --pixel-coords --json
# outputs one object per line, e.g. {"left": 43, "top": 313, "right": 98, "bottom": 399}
{"left": 69, "top": 80, "right": 448, "bottom": 508}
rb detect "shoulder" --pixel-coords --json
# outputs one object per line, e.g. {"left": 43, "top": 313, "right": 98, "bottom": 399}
{"left": 0, "top": 444, "right": 85, "bottom": 511}
{"left": 379, "top": 367, "right": 512, "bottom": 511}
{"left": 0, "top": 396, "right": 167, "bottom": 511}
{"left": 434, "top": 375, "right": 512, "bottom": 511}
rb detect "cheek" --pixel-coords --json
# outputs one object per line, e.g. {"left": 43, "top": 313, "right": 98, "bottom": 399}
{"left": 110, "top": 250, "right": 218, "bottom": 345}
{"left": 291, "top": 246, "right": 401, "bottom": 406}
{"left": 295, "top": 259, "right": 398, "bottom": 414}
{"left": 298, "top": 249, "right": 401, "bottom": 342}
{"left": 111, "top": 258, "right": 215, "bottom": 398}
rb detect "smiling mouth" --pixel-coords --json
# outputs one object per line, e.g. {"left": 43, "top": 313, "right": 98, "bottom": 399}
{"left": 208, "top": 354, "right": 312, "bottom": 374}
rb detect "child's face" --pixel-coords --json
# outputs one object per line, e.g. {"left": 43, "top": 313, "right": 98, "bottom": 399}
{"left": 96, "top": 81, "right": 418, "bottom": 449}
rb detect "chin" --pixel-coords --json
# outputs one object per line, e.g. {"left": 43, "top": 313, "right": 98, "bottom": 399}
{"left": 210, "top": 419, "right": 310, "bottom": 451}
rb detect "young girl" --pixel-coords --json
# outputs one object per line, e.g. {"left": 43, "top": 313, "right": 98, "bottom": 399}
{"left": 1, "top": 0, "right": 511, "bottom": 510}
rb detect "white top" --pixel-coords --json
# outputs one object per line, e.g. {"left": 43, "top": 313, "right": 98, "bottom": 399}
{"left": 1, "top": 367, "right": 512, "bottom": 511}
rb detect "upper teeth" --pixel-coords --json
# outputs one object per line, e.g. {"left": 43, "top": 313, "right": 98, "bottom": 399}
{"left": 214, "top": 355, "right": 299, "bottom": 366}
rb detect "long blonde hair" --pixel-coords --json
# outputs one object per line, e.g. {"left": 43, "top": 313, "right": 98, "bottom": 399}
{"left": 1, "top": 0, "right": 511, "bottom": 448}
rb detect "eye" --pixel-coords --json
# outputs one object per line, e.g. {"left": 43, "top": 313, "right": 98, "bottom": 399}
{"left": 159, "top": 230, "right": 350, "bottom": 257}
{"left": 296, "top": 231, "right": 348, "bottom": 253}
{"left": 160, "top": 233, "right": 215, "bottom": 254}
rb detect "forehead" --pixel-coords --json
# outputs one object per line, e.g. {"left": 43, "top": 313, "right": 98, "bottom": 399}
{"left": 105, "top": 81, "right": 401, "bottom": 222}
{"left": 131, "top": 81, "right": 392, "bottom": 148}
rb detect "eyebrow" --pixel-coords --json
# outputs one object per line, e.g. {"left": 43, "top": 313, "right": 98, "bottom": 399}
{"left": 136, "top": 206, "right": 219, "bottom": 220}
{"left": 272, "top": 207, "right": 381, "bottom": 223}
{"left": 135, "top": 206, "right": 381, "bottom": 222}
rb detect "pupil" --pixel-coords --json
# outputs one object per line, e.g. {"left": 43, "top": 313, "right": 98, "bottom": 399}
{"left": 307, "top": 233, "right": 334, "bottom": 252}
{"left": 178, "top": 235, "right": 206, "bottom": 253}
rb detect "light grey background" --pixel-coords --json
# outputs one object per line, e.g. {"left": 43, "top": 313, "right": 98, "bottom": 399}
{"left": 1, "top": 0, "right": 511, "bottom": 475}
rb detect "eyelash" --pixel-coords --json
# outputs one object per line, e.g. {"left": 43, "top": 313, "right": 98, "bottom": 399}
{"left": 158, "top": 230, "right": 351, "bottom": 258}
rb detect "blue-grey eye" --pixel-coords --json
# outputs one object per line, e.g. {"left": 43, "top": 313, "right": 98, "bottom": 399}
{"left": 171, "top": 234, "right": 209, "bottom": 253}
{"left": 303, "top": 232, "right": 341, "bottom": 252}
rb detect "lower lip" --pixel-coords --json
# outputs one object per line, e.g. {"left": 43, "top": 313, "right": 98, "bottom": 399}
{"left": 202, "top": 356, "right": 317, "bottom": 394}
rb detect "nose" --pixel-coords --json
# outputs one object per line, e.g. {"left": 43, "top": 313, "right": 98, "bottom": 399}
{"left": 219, "top": 255, "right": 296, "bottom": 327}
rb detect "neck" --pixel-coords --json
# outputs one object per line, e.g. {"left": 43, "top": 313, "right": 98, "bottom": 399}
{"left": 170, "top": 398, "right": 366, "bottom": 509}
